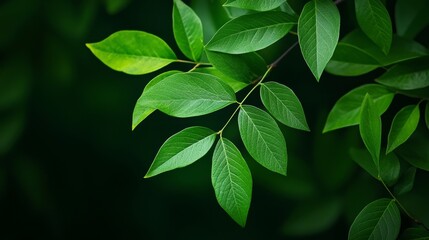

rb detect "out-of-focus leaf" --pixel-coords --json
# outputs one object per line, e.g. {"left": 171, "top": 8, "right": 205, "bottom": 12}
{"left": 394, "top": 167, "right": 416, "bottom": 195}
{"left": 387, "top": 105, "right": 420, "bottom": 154}
{"left": 400, "top": 227, "right": 429, "bottom": 240}
{"left": 0, "top": 57, "right": 31, "bottom": 110}
{"left": 105, "top": 0, "right": 131, "bottom": 14}
{"left": 395, "top": 0, "right": 429, "bottom": 39}
{"left": 0, "top": 110, "right": 25, "bottom": 156}
{"left": 426, "top": 102, "right": 429, "bottom": 130}
{"left": 396, "top": 130, "right": 429, "bottom": 171}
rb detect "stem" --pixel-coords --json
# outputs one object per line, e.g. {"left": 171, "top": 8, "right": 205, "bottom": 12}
{"left": 270, "top": 41, "right": 299, "bottom": 68}
{"left": 188, "top": 63, "right": 201, "bottom": 72}
{"left": 380, "top": 180, "right": 429, "bottom": 231}
{"left": 176, "top": 59, "right": 211, "bottom": 66}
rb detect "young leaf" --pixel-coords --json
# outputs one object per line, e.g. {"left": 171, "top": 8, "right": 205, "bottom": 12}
{"left": 133, "top": 71, "right": 181, "bottom": 130}
{"left": 394, "top": 167, "right": 416, "bottom": 195}
{"left": 426, "top": 102, "right": 429, "bottom": 130}
{"left": 211, "top": 138, "right": 252, "bottom": 227}
{"left": 359, "top": 94, "right": 382, "bottom": 167}
{"left": 140, "top": 72, "right": 236, "bottom": 117}
{"left": 387, "top": 105, "right": 420, "bottom": 154}
{"left": 206, "top": 11, "right": 297, "bottom": 54}
{"left": 376, "top": 57, "right": 429, "bottom": 90}
{"left": 324, "top": 84, "right": 394, "bottom": 133}
{"left": 400, "top": 227, "right": 429, "bottom": 240}
{"left": 238, "top": 105, "right": 287, "bottom": 175}
{"left": 395, "top": 0, "right": 429, "bottom": 39}
{"left": 260, "top": 82, "right": 309, "bottom": 131}
{"left": 223, "top": 0, "right": 286, "bottom": 11}
{"left": 348, "top": 198, "right": 401, "bottom": 240}
{"left": 193, "top": 67, "right": 248, "bottom": 93}
{"left": 86, "top": 30, "right": 177, "bottom": 75}
{"left": 355, "top": 0, "right": 392, "bottom": 54}
{"left": 145, "top": 126, "right": 216, "bottom": 178}
{"left": 173, "top": 0, "right": 204, "bottom": 61}
{"left": 205, "top": 50, "right": 267, "bottom": 83}
{"left": 298, "top": 0, "right": 340, "bottom": 80}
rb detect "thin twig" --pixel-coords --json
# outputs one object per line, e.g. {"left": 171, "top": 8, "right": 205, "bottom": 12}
{"left": 270, "top": 41, "right": 299, "bottom": 68}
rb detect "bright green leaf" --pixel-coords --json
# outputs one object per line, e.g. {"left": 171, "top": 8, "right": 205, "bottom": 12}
{"left": 394, "top": 167, "right": 416, "bottom": 195}
{"left": 206, "top": 11, "right": 296, "bottom": 54}
{"left": 359, "top": 94, "right": 382, "bottom": 166}
{"left": 349, "top": 198, "right": 401, "bottom": 240}
{"left": 173, "top": 0, "right": 204, "bottom": 61}
{"left": 298, "top": 0, "right": 340, "bottom": 80}
{"left": 205, "top": 50, "right": 267, "bottom": 82}
{"left": 387, "top": 105, "right": 420, "bottom": 154}
{"left": 193, "top": 67, "right": 248, "bottom": 92}
{"left": 376, "top": 57, "right": 429, "bottom": 90}
{"left": 145, "top": 126, "right": 216, "bottom": 178}
{"left": 260, "top": 82, "right": 309, "bottom": 131}
{"left": 86, "top": 30, "right": 177, "bottom": 75}
{"left": 132, "top": 71, "right": 181, "bottom": 130}
{"left": 140, "top": 72, "right": 236, "bottom": 117}
{"left": 238, "top": 105, "right": 287, "bottom": 175}
{"left": 426, "top": 102, "right": 429, "bottom": 130}
{"left": 355, "top": 0, "right": 392, "bottom": 54}
{"left": 396, "top": 130, "right": 429, "bottom": 171}
{"left": 400, "top": 227, "right": 429, "bottom": 240}
{"left": 211, "top": 138, "right": 252, "bottom": 227}
{"left": 324, "top": 84, "right": 394, "bottom": 133}
{"left": 223, "top": 0, "right": 286, "bottom": 11}
{"left": 395, "top": 0, "right": 429, "bottom": 39}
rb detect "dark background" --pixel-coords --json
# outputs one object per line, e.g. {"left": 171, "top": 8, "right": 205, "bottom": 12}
{"left": 1, "top": 0, "right": 428, "bottom": 239}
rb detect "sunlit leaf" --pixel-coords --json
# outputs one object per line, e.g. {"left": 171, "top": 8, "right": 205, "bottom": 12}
{"left": 387, "top": 105, "right": 420, "bottom": 154}
{"left": 355, "top": 0, "right": 392, "bottom": 54}
{"left": 238, "top": 105, "right": 287, "bottom": 175}
{"left": 395, "top": 0, "right": 429, "bottom": 39}
{"left": 394, "top": 167, "right": 416, "bottom": 195}
{"left": 173, "top": 0, "right": 204, "bottom": 61}
{"left": 206, "top": 11, "right": 296, "bottom": 54}
{"left": 260, "top": 82, "right": 309, "bottom": 131}
{"left": 86, "top": 30, "right": 177, "bottom": 75}
{"left": 211, "top": 138, "right": 252, "bottom": 227}
{"left": 298, "top": 0, "right": 340, "bottom": 80}
{"left": 376, "top": 57, "right": 429, "bottom": 90}
{"left": 349, "top": 198, "right": 401, "bottom": 240}
{"left": 140, "top": 72, "right": 236, "bottom": 117}
{"left": 223, "top": 0, "right": 286, "bottom": 11}
{"left": 359, "top": 94, "right": 382, "bottom": 166}
{"left": 324, "top": 84, "right": 394, "bottom": 133}
{"left": 132, "top": 71, "right": 181, "bottom": 130}
{"left": 145, "top": 126, "right": 216, "bottom": 177}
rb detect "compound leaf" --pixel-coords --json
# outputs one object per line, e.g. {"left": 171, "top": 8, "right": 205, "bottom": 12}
{"left": 260, "top": 82, "right": 309, "bottom": 131}
{"left": 145, "top": 126, "right": 216, "bottom": 177}
{"left": 238, "top": 105, "right": 287, "bottom": 175}
{"left": 355, "top": 0, "right": 392, "bottom": 54}
{"left": 173, "top": 0, "right": 204, "bottom": 61}
{"left": 140, "top": 72, "right": 236, "bottom": 117}
{"left": 212, "top": 138, "right": 252, "bottom": 227}
{"left": 86, "top": 30, "right": 177, "bottom": 75}
{"left": 387, "top": 105, "right": 420, "bottom": 154}
{"left": 223, "top": 0, "right": 286, "bottom": 11}
{"left": 349, "top": 198, "right": 401, "bottom": 240}
{"left": 359, "top": 94, "right": 382, "bottom": 167}
{"left": 324, "top": 84, "right": 394, "bottom": 133}
{"left": 206, "top": 11, "right": 296, "bottom": 54}
{"left": 298, "top": 0, "right": 340, "bottom": 80}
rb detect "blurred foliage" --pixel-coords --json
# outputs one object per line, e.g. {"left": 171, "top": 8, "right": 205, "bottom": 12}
{"left": 0, "top": 0, "right": 428, "bottom": 239}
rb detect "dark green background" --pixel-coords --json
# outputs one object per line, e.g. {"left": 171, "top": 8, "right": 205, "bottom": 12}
{"left": 1, "top": 0, "right": 428, "bottom": 239}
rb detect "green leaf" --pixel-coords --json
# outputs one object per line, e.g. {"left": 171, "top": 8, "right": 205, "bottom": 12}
{"left": 426, "top": 102, "right": 429, "bottom": 130}
{"left": 223, "top": 0, "right": 286, "bottom": 11}
{"left": 355, "top": 0, "right": 392, "bottom": 54}
{"left": 397, "top": 130, "right": 429, "bottom": 171}
{"left": 193, "top": 67, "right": 248, "bottom": 93}
{"left": 132, "top": 71, "right": 181, "bottom": 130}
{"left": 348, "top": 198, "right": 401, "bottom": 240}
{"left": 211, "top": 138, "right": 252, "bottom": 227}
{"left": 238, "top": 105, "right": 287, "bottom": 175}
{"left": 260, "top": 82, "right": 309, "bottom": 131}
{"left": 400, "top": 227, "right": 429, "bottom": 240}
{"left": 205, "top": 50, "right": 267, "bottom": 82}
{"left": 394, "top": 167, "right": 416, "bottom": 195}
{"left": 387, "top": 105, "right": 420, "bottom": 154}
{"left": 140, "top": 72, "right": 236, "bottom": 117}
{"left": 376, "top": 57, "right": 429, "bottom": 90}
{"left": 173, "top": 0, "right": 204, "bottom": 61}
{"left": 145, "top": 126, "right": 216, "bottom": 178}
{"left": 105, "top": 0, "right": 130, "bottom": 14}
{"left": 86, "top": 30, "right": 177, "bottom": 75}
{"left": 298, "top": 0, "right": 340, "bottom": 80}
{"left": 395, "top": 0, "right": 429, "bottom": 39}
{"left": 349, "top": 148, "right": 378, "bottom": 179}
{"left": 359, "top": 94, "right": 382, "bottom": 166}
{"left": 380, "top": 152, "right": 401, "bottom": 186}
{"left": 206, "top": 11, "right": 297, "bottom": 54}
{"left": 324, "top": 84, "right": 394, "bottom": 133}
